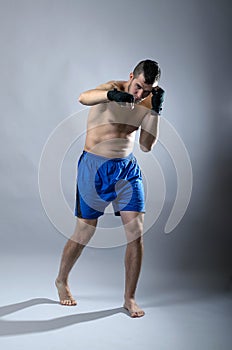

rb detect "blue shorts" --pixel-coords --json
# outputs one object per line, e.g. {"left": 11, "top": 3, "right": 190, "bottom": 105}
{"left": 75, "top": 151, "right": 145, "bottom": 219}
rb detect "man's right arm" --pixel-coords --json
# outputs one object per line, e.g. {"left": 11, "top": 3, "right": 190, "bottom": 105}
{"left": 78, "top": 81, "right": 134, "bottom": 106}
{"left": 78, "top": 81, "right": 118, "bottom": 106}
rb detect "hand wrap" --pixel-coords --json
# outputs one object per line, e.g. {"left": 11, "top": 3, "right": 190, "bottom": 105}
{"left": 107, "top": 89, "right": 134, "bottom": 103}
{"left": 151, "top": 87, "right": 165, "bottom": 114}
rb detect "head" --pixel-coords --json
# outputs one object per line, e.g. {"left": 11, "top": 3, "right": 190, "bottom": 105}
{"left": 128, "top": 59, "right": 161, "bottom": 102}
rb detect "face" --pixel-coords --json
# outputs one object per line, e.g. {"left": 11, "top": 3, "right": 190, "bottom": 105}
{"left": 128, "top": 73, "right": 157, "bottom": 103}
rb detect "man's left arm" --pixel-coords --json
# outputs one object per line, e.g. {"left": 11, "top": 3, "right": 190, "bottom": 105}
{"left": 139, "top": 112, "right": 160, "bottom": 152}
{"left": 139, "top": 87, "right": 165, "bottom": 152}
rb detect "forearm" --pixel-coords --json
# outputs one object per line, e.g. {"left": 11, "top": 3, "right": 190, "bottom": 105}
{"left": 78, "top": 89, "right": 109, "bottom": 106}
{"left": 139, "top": 84, "right": 165, "bottom": 151}
{"left": 139, "top": 131, "right": 159, "bottom": 152}
{"left": 139, "top": 112, "right": 160, "bottom": 152}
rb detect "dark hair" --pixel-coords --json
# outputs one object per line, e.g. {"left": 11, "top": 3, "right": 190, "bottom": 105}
{"left": 133, "top": 59, "right": 161, "bottom": 84}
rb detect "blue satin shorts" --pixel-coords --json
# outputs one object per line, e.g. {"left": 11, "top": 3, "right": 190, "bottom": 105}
{"left": 75, "top": 151, "right": 145, "bottom": 219}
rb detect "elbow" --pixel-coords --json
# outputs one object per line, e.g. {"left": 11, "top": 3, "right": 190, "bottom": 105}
{"left": 78, "top": 93, "right": 85, "bottom": 105}
{"left": 140, "top": 144, "right": 153, "bottom": 152}
{"left": 139, "top": 138, "right": 158, "bottom": 152}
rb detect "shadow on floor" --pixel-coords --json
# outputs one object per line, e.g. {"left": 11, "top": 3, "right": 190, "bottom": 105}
{"left": 0, "top": 298, "right": 128, "bottom": 336}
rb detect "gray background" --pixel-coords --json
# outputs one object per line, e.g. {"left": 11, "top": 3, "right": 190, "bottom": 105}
{"left": 0, "top": 0, "right": 232, "bottom": 349}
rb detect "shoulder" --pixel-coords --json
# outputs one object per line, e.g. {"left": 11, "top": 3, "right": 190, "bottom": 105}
{"left": 139, "top": 95, "right": 152, "bottom": 109}
{"left": 95, "top": 80, "right": 127, "bottom": 91}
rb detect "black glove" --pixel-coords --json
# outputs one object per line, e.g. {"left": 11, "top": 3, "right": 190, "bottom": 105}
{"left": 151, "top": 87, "right": 165, "bottom": 114}
{"left": 107, "top": 89, "right": 134, "bottom": 103}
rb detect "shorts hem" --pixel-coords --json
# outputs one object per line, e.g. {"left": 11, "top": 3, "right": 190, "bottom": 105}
{"left": 114, "top": 209, "right": 146, "bottom": 216}
{"left": 75, "top": 213, "right": 104, "bottom": 220}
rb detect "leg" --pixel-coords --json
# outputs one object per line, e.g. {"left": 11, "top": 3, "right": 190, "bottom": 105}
{"left": 120, "top": 211, "right": 145, "bottom": 318}
{"left": 55, "top": 217, "right": 97, "bottom": 306}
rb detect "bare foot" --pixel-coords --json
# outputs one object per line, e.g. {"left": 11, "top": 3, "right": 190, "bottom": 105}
{"left": 124, "top": 298, "right": 145, "bottom": 318}
{"left": 55, "top": 279, "right": 77, "bottom": 306}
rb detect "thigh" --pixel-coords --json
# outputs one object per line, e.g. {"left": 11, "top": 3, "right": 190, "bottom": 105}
{"left": 120, "top": 211, "right": 144, "bottom": 242}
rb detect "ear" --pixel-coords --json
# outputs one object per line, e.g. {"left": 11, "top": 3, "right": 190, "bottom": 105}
{"left": 129, "top": 72, "right": 134, "bottom": 80}
{"left": 152, "top": 80, "right": 159, "bottom": 88}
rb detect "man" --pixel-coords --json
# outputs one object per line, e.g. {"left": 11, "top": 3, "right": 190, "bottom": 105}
{"left": 55, "top": 59, "right": 165, "bottom": 318}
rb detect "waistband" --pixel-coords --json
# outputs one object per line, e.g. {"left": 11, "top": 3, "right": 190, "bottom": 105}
{"left": 82, "top": 150, "right": 135, "bottom": 162}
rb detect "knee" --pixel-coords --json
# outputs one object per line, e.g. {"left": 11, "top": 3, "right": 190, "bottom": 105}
{"left": 125, "top": 227, "right": 143, "bottom": 243}
{"left": 72, "top": 220, "right": 96, "bottom": 245}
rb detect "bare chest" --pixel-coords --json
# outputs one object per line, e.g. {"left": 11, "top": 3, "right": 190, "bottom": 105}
{"left": 87, "top": 102, "right": 147, "bottom": 133}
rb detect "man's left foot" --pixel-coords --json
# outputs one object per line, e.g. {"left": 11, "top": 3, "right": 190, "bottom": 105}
{"left": 124, "top": 299, "right": 145, "bottom": 318}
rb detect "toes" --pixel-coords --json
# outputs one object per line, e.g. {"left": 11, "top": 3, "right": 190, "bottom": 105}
{"left": 60, "top": 299, "right": 77, "bottom": 306}
{"left": 130, "top": 311, "right": 144, "bottom": 318}
{"left": 138, "top": 311, "right": 145, "bottom": 317}
{"left": 126, "top": 309, "right": 145, "bottom": 318}
{"left": 124, "top": 304, "right": 145, "bottom": 318}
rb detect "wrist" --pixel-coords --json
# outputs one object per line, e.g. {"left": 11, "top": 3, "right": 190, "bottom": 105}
{"left": 107, "top": 88, "right": 117, "bottom": 101}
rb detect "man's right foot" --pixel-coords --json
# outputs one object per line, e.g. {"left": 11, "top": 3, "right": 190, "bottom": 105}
{"left": 55, "top": 279, "right": 77, "bottom": 306}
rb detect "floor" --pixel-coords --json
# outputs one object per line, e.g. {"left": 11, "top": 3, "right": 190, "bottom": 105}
{"left": 1, "top": 254, "right": 232, "bottom": 350}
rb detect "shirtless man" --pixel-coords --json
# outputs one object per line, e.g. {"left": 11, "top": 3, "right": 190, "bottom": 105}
{"left": 55, "top": 59, "right": 165, "bottom": 318}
